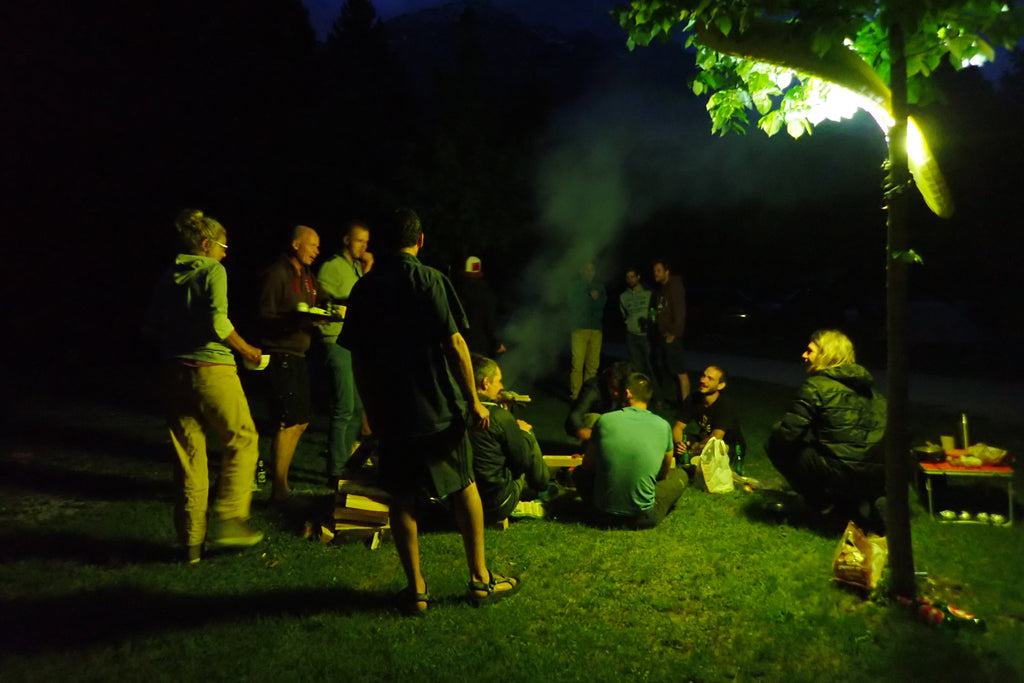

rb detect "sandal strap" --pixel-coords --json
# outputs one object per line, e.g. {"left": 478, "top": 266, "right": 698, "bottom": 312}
{"left": 468, "top": 572, "right": 519, "bottom": 595}
{"left": 489, "top": 574, "right": 516, "bottom": 590}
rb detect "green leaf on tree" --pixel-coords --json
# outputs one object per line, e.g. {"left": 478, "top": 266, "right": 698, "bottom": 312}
{"left": 715, "top": 14, "right": 732, "bottom": 37}
{"left": 891, "top": 249, "right": 925, "bottom": 265}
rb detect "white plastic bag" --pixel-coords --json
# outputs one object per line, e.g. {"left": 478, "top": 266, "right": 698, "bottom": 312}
{"left": 699, "top": 437, "right": 734, "bottom": 493}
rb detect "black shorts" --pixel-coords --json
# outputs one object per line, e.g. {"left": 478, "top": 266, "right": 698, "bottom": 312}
{"left": 378, "top": 420, "right": 473, "bottom": 500}
{"left": 267, "top": 353, "right": 312, "bottom": 427}
{"left": 663, "top": 337, "right": 686, "bottom": 375}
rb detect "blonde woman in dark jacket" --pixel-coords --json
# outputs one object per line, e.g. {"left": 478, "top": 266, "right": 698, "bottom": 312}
{"left": 767, "top": 330, "right": 886, "bottom": 525}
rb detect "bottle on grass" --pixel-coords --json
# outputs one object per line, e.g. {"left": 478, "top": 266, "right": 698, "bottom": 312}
{"left": 897, "top": 596, "right": 986, "bottom": 632}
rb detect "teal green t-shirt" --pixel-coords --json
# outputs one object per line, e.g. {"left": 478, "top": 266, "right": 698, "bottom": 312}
{"left": 592, "top": 407, "right": 673, "bottom": 515}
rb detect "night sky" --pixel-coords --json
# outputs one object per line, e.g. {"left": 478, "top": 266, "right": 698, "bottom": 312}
{"left": 302, "top": 0, "right": 621, "bottom": 38}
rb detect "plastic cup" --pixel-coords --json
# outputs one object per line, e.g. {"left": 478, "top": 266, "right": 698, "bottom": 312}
{"left": 244, "top": 354, "right": 270, "bottom": 371}
{"left": 940, "top": 435, "right": 956, "bottom": 452}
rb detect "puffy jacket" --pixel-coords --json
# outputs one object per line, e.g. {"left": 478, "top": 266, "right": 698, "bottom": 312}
{"left": 771, "top": 363, "right": 886, "bottom": 469}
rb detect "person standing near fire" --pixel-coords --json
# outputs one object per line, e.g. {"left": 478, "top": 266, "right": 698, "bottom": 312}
{"left": 455, "top": 255, "right": 505, "bottom": 357}
{"left": 258, "top": 225, "right": 322, "bottom": 502}
{"left": 315, "top": 221, "right": 373, "bottom": 486}
{"left": 619, "top": 267, "right": 655, "bottom": 394}
{"left": 340, "top": 208, "right": 520, "bottom": 615}
{"left": 651, "top": 259, "right": 689, "bottom": 404}
{"left": 567, "top": 262, "right": 606, "bottom": 401}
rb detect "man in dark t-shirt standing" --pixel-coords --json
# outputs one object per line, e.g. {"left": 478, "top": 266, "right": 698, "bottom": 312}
{"left": 672, "top": 365, "right": 744, "bottom": 460}
{"left": 339, "top": 209, "right": 520, "bottom": 615}
{"left": 258, "top": 225, "right": 321, "bottom": 502}
{"left": 651, "top": 259, "right": 689, "bottom": 403}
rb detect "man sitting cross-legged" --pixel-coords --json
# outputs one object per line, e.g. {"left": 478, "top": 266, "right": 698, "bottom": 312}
{"left": 574, "top": 373, "right": 688, "bottom": 529}
{"left": 672, "top": 365, "right": 745, "bottom": 464}
{"left": 469, "top": 355, "right": 550, "bottom": 523}
{"left": 564, "top": 360, "right": 632, "bottom": 444}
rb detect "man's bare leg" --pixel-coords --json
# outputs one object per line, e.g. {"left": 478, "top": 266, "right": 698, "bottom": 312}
{"left": 678, "top": 373, "right": 690, "bottom": 401}
{"left": 390, "top": 492, "right": 427, "bottom": 610}
{"left": 271, "top": 422, "right": 307, "bottom": 500}
{"left": 450, "top": 481, "right": 487, "bottom": 585}
{"left": 451, "top": 481, "right": 518, "bottom": 598}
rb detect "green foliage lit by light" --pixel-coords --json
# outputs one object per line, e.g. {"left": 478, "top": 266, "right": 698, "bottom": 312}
{"left": 891, "top": 248, "right": 925, "bottom": 264}
{"left": 614, "top": 0, "right": 1024, "bottom": 138}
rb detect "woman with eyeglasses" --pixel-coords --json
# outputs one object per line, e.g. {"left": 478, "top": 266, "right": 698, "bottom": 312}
{"left": 145, "top": 209, "right": 265, "bottom": 564}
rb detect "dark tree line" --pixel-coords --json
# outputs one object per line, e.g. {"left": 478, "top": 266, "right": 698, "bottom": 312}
{"left": 3, "top": 0, "right": 561, "bottom": 360}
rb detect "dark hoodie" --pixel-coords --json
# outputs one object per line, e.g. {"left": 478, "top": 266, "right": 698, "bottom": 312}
{"left": 771, "top": 363, "right": 887, "bottom": 469}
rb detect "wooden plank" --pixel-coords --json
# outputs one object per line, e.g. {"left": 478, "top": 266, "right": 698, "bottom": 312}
{"left": 334, "top": 507, "right": 390, "bottom": 524}
{"left": 335, "top": 479, "right": 392, "bottom": 500}
{"left": 543, "top": 455, "right": 583, "bottom": 468}
{"left": 337, "top": 493, "right": 390, "bottom": 512}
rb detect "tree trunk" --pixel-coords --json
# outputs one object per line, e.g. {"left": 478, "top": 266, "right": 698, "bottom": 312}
{"left": 884, "top": 20, "right": 916, "bottom": 598}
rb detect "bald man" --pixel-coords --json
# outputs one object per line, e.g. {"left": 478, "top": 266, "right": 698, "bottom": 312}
{"left": 258, "top": 225, "right": 322, "bottom": 501}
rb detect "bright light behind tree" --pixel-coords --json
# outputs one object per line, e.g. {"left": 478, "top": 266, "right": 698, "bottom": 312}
{"left": 724, "top": 58, "right": 954, "bottom": 218}
{"left": 615, "top": 3, "right": 1024, "bottom": 219}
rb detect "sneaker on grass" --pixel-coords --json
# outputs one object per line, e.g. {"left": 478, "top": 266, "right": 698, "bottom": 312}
{"left": 210, "top": 518, "right": 264, "bottom": 548}
{"left": 510, "top": 500, "right": 545, "bottom": 519}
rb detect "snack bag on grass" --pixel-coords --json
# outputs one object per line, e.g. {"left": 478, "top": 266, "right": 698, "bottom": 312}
{"left": 833, "top": 520, "right": 887, "bottom": 590}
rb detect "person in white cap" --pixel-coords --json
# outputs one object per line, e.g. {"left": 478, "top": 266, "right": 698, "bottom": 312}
{"left": 455, "top": 255, "right": 505, "bottom": 357}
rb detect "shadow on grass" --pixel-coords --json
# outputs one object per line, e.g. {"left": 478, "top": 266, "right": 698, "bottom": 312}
{"left": 0, "top": 530, "right": 175, "bottom": 566}
{"left": 1, "top": 583, "right": 401, "bottom": 654}
{"left": 254, "top": 492, "right": 337, "bottom": 537}
{"left": 1, "top": 458, "right": 172, "bottom": 503}
{"left": 542, "top": 490, "right": 588, "bottom": 525}
{"left": 12, "top": 417, "right": 167, "bottom": 466}
{"left": 740, "top": 489, "right": 852, "bottom": 538}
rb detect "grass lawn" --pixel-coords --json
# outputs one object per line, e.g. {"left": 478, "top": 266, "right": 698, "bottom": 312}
{"left": 2, "top": 364, "right": 1023, "bottom": 682}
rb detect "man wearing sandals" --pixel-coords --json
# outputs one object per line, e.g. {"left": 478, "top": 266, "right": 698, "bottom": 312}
{"left": 575, "top": 372, "right": 688, "bottom": 528}
{"left": 339, "top": 208, "right": 521, "bottom": 614}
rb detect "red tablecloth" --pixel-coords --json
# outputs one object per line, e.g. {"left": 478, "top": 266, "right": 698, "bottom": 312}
{"left": 919, "top": 461, "right": 1013, "bottom": 474}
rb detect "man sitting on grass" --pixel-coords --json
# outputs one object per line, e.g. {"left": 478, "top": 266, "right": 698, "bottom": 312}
{"left": 469, "top": 355, "right": 550, "bottom": 523}
{"left": 564, "top": 360, "right": 632, "bottom": 443}
{"left": 672, "top": 365, "right": 745, "bottom": 463}
{"left": 574, "top": 373, "right": 688, "bottom": 528}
